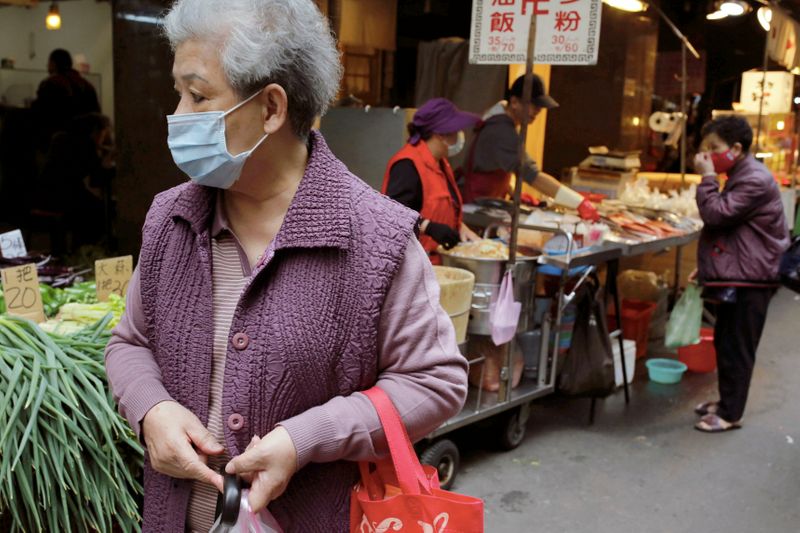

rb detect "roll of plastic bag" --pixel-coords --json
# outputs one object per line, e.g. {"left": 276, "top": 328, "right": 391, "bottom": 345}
{"left": 209, "top": 475, "right": 283, "bottom": 533}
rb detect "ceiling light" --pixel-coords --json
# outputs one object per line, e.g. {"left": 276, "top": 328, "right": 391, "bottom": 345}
{"left": 706, "top": 10, "right": 728, "bottom": 20}
{"left": 45, "top": 3, "right": 61, "bottom": 31}
{"left": 602, "top": 0, "right": 648, "bottom": 13}
{"left": 720, "top": 1, "right": 750, "bottom": 17}
{"left": 794, "top": 96, "right": 800, "bottom": 105}
{"left": 757, "top": 7, "right": 772, "bottom": 32}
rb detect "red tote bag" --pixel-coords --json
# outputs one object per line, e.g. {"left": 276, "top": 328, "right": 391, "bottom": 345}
{"left": 350, "top": 387, "right": 484, "bottom": 533}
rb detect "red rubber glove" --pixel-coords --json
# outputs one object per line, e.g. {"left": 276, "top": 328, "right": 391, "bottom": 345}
{"left": 577, "top": 199, "right": 600, "bottom": 222}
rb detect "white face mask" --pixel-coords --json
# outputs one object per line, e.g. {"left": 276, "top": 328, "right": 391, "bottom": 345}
{"left": 447, "top": 131, "right": 465, "bottom": 157}
{"left": 167, "top": 90, "right": 268, "bottom": 189}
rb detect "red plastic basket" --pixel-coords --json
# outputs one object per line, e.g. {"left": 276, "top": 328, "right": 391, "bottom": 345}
{"left": 678, "top": 327, "right": 716, "bottom": 373}
{"left": 608, "top": 299, "right": 657, "bottom": 359}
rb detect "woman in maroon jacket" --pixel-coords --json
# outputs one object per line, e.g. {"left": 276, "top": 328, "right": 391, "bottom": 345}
{"left": 692, "top": 115, "right": 789, "bottom": 432}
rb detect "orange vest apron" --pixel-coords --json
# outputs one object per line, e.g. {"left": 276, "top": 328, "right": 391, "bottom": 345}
{"left": 382, "top": 142, "right": 463, "bottom": 264}
{"left": 460, "top": 122, "right": 510, "bottom": 204}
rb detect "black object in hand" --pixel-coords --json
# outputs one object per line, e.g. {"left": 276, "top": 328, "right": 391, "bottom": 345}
{"left": 426, "top": 222, "right": 460, "bottom": 249}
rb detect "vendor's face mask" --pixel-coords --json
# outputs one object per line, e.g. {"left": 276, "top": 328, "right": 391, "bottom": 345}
{"left": 710, "top": 149, "right": 736, "bottom": 174}
{"left": 447, "top": 131, "right": 465, "bottom": 157}
{"left": 167, "top": 90, "right": 268, "bottom": 189}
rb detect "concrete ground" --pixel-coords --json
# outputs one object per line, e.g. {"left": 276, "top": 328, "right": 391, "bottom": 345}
{"left": 450, "top": 289, "right": 800, "bottom": 533}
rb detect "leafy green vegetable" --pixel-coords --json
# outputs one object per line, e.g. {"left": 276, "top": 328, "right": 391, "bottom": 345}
{"left": 58, "top": 294, "right": 125, "bottom": 328}
{"left": 0, "top": 315, "right": 143, "bottom": 532}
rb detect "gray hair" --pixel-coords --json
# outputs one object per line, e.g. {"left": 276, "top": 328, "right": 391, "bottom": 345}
{"left": 163, "top": 0, "right": 342, "bottom": 138}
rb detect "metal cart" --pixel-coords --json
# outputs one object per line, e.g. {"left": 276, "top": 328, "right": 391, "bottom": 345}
{"left": 417, "top": 224, "right": 627, "bottom": 489}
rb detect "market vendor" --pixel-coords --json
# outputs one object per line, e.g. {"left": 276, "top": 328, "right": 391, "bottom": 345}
{"left": 103, "top": 1, "right": 468, "bottom": 531}
{"left": 461, "top": 74, "right": 599, "bottom": 221}
{"left": 382, "top": 97, "right": 482, "bottom": 263}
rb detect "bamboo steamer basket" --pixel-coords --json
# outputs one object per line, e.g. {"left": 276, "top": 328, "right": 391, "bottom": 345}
{"left": 432, "top": 266, "right": 475, "bottom": 343}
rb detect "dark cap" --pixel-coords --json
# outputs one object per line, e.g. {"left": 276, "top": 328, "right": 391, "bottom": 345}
{"left": 507, "top": 74, "right": 559, "bottom": 109}
{"left": 409, "top": 98, "right": 481, "bottom": 145}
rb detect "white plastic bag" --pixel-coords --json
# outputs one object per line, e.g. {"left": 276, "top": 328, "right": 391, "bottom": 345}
{"left": 209, "top": 476, "right": 283, "bottom": 533}
{"left": 489, "top": 271, "right": 522, "bottom": 346}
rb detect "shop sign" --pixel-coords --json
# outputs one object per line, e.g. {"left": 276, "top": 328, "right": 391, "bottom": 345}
{"left": 0, "top": 229, "right": 27, "bottom": 259}
{"left": 1, "top": 263, "right": 45, "bottom": 324}
{"left": 95, "top": 255, "right": 133, "bottom": 302}
{"left": 739, "top": 70, "right": 794, "bottom": 115}
{"left": 469, "top": 0, "right": 602, "bottom": 65}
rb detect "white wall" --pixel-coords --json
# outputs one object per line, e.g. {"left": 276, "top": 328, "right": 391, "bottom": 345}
{"left": 0, "top": 0, "right": 114, "bottom": 120}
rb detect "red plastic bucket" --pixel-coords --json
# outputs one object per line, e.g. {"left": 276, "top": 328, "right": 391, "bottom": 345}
{"left": 678, "top": 327, "right": 716, "bottom": 373}
{"left": 608, "top": 299, "right": 657, "bottom": 359}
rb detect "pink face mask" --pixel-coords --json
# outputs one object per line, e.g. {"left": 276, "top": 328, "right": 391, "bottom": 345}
{"left": 710, "top": 150, "right": 737, "bottom": 174}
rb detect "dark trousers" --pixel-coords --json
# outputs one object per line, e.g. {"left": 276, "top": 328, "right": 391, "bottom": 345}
{"left": 714, "top": 287, "right": 775, "bottom": 422}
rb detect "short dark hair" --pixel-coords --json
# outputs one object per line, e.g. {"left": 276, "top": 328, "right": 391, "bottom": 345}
{"left": 701, "top": 115, "right": 753, "bottom": 152}
{"left": 407, "top": 123, "right": 434, "bottom": 142}
{"left": 49, "top": 49, "right": 73, "bottom": 73}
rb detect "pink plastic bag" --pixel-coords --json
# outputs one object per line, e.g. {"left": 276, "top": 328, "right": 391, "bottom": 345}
{"left": 489, "top": 271, "right": 522, "bottom": 346}
{"left": 209, "top": 476, "right": 283, "bottom": 533}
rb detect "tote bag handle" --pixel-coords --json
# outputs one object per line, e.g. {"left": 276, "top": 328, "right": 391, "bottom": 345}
{"left": 362, "top": 387, "right": 433, "bottom": 496}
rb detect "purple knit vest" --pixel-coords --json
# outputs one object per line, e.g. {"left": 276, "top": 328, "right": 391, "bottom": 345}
{"left": 137, "top": 131, "right": 417, "bottom": 532}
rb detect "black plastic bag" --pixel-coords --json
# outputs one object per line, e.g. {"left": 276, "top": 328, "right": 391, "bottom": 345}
{"left": 557, "top": 277, "right": 616, "bottom": 398}
{"left": 780, "top": 236, "right": 800, "bottom": 294}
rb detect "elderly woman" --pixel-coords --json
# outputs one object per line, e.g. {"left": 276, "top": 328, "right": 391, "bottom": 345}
{"left": 103, "top": 1, "right": 468, "bottom": 531}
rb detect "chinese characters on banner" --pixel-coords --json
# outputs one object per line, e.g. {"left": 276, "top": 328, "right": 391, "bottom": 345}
{"left": 469, "top": 0, "right": 602, "bottom": 65}
{"left": 766, "top": 6, "right": 799, "bottom": 70}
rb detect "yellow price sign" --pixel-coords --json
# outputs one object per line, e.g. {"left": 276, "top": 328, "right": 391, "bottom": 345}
{"left": 1, "top": 263, "right": 45, "bottom": 323}
{"left": 95, "top": 256, "right": 133, "bottom": 302}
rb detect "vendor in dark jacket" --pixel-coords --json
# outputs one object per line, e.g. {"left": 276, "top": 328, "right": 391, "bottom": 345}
{"left": 382, "top": 98, "right": 482, "bottom": 263}
{"left": 460, "top": 74, "right": 599, "bottom": 221}
{"left": 692, "top": 115, "right": 789, "bottom": 433}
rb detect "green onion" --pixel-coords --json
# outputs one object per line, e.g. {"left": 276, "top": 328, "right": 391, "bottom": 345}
{"left": 0, "top": 315, "right": 143, "bottom": 532}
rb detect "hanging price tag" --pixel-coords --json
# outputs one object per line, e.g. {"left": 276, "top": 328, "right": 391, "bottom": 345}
{"left": 95, "top": 255, "right": 133, "bottom": 302}
{"left": 1, "top": 263, "right": 45, "bottom": 323}
{"left": 0, "top": 229, "right": 27, "bottom": 259}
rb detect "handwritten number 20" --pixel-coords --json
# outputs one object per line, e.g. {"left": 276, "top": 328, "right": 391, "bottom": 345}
{"left": 6, "top": 287, "right": 36, "bottom": 310}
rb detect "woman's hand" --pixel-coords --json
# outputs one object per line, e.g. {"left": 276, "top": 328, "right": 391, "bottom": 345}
{"left": 694, "top": 152, "right": 715, "bottom": 176}
{"left": 141, "top": 400, "right": 224, "bottom": 492}
{"left": 225, "top": 426, "right": 298, "bottom": 512}
{"left": 688, "top": 268, "right": 698, "bottom": 283}
{"left": 459, "top": 223, "right": 481, "bottom": 243}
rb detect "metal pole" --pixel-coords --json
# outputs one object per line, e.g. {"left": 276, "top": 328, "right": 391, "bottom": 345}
{"left": 508, "top": 15, "right": 537, "bottom": 267}
{"left": 499, "top": 13, "right": 537, "bottom": 404}
{"left": 756, "top": 25, "right": 770, "bottom": 152}
{"left": 680, "top": 42, "right": 687, "bottom": 186}
{"left": 641, "top": 1, "right": 699, "bottom": 185}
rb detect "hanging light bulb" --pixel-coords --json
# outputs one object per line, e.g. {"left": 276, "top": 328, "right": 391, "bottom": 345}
{"left": 757, "top": 6, "right": 772, "bottom": 32}
{"left": 46, "top": 3, "right": 61, "bottom": 31}
{"left": 706, "top": 10, "right": 728, "bottom": 20}
{"left": 719, "top": 1, "right": 751, "bottom": 17}
{"left": 602, "top": 0, "right": 648, "bottom": 12}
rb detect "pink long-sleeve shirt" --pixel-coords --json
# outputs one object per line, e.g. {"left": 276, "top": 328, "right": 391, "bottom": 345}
{"left": 105, "top": 201, "right": 468, "bottom": 528}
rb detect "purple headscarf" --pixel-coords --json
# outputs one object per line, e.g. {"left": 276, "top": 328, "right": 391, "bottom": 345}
{"left": 409, "top": 98, "right": 480, "bottom": 145}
